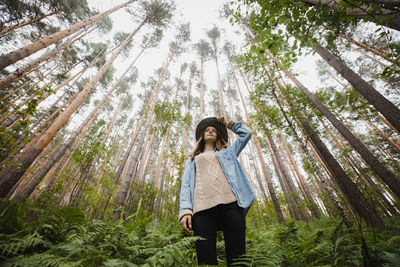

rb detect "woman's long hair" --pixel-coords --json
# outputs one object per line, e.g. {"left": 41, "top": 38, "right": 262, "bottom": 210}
{"left": 189, "top": 128, "right": 227, "bottom": 159}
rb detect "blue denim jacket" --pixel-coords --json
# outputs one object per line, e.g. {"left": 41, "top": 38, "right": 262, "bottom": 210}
{"left": 179, "top": 122, "right": 256, "bottom": 216}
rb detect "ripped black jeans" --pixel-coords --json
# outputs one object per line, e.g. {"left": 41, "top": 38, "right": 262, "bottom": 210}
{"left": 192, "top": 201, "right": 246, "bottom": 266}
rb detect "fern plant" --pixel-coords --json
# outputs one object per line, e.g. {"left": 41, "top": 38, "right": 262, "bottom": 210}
{"left": 1, "top": 198, "right": 400, "bottom": 267}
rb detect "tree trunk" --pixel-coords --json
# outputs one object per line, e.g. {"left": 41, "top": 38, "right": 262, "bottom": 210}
{"left": 0, "top": 27, "right": 93, "bottom": 90}
{"left": 0, "top": 10, "right": 61, "bottom": 35}
{"left": 267, "top": 134, "right": 308, "bottom": 220}
{"left": 1, "top": 63, "right": 51, "bottom": 105}
{"left": 264, "top": 47, "right": 400, "bottom": 200}
{"left": 364, "top": 116, "right": 400, "bottom": 153}
{"left": 324, "top": 120, "right": 400, "bottom": 216}
{"left": 0, "top": 20, "right": 145, "bottom": 198}
{"left": 261, "top": 63, "right": 352, "bottom": 222}
{"left": 1, "top": 42, "right": 114, "bottom": 167}
{"left": 182, "top": 69, "right": 192, "bottom": 156}
{"left": 0, "top": 0, "right": 135, "bottom": 70}
{"left": 199, "top": 57, "right": 205, "bottom": 119}
{"left": 241, "top": 24, "right": 400, "bottom": 195}
{"left": 123, "top": 128, "right": 147, "bottom": 196}
{"left": 138, "top": 130, "right": 156, "bottom": 184}
{"left": 70, "top": 54, "right": 144, "bottom": 206}
{"left": 254, "top": 137, "right": 286, "bottom": 223}
{"left": 312, "top": 44, "right": 400, "bottom": 133}
{"left": 249, "top": 142, "right": 269, "bottom": 201}
{"left": 278, "top": 127, "right": 321, "bottom": 218}
{"left": 2, "top": 61, "right": 79, "bottom": 129}
{"left": 231, "top": 60, "right": 285, "bottom": 223}
{"left": 142, "top": 133, "right": 162, "bottom": 184}
{"left": 113, "top": 47, "right": 176, "bottom": 217}
{"left": 101, "top": 122, "right": 138, "bottom": 215}
{"left": 154, "top": 125, "right": 173, "bottom": 220}
{"left": 355, "top": 48, "right": 389, "bottom": 67}
{"left": 377, "top": 113, "right": 400, "bottom": 137}
{"left": 0, "top": 62, "right": 59, "bottom": 119}
{"left": 214, "top": 54, "right": 227, "bottom": 118}
{"left": 26, "top": 46, "right": 114, "bottom": 139}
{"left": 302, "top": 0, "right": 400, "bottom": 32}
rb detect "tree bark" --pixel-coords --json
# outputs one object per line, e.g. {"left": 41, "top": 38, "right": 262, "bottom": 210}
{"left": 0, "top": 0, "right": 135, "bottom": 69}
{"left": 267, "top": 133, "right": 310, "bottom": 220}
{"left": 249, "top": 142, "right": 269, "bottom": 201}
{"left": 300, "top": 112, "right": 385, "bottom": 227}
{"left": 113, "top": 47, "right": 176, "bottom": 217}
{"left": 322, "top": 119, "right": 399, "bottom": 216}
{"left": 154, "top": 125, "right": 172, "bottom": 220}
{"left": 302, "top": 0, "right": 400, "bottom": 32}
{"left": 254, "top": 136, "right": 286, "bottom": 223}
{"left": 0, "top": 20, "right": 145, "bottom": 197}
{"left": 312, "top": 44, "right": 400, "bottom": 133}
{"left": 231, "top": 60, "right": 285, "bottom": 223}
{"left": 264, "top": 47, "right": 400, "bottom": 200}
{"left": 278, "top": 127, "right": 321, "bottom": 218}
{"left": 0, "top": 10, "right": 61, "bottom": 35}
{"left": 340, "top": 34, "right": 395, "bottom": 63}
{"left": 0, "top": 27, "right": 93, "bottom": 90}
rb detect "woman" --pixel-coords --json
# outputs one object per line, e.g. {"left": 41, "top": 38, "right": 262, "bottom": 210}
{"left": 178, "top": 116, "right": 256, "bottom": 266}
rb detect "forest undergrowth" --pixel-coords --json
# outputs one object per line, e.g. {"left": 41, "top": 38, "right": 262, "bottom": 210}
{"left": 1, "top": 199, "right": 399, "bottom": 267}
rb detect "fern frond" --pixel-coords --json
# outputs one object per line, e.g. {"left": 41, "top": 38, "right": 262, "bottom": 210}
{"left": 144, "top": 236, "right": 199, "bottom": 267}
{"left": 0, "top": 231, "right": 49, "bottom": 259}
{"left": 379, "top": 251, "right": 400, "bottom": 267}
{"left": 102, "top": 258, "right": 139, "bottom": 267}
{"left": 2, "top": 252, "right": 80, "bottom": 267}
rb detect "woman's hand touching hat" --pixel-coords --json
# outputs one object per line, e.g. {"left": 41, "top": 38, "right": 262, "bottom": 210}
{"left": 215, "top": 116, "right": 228, "bottom": 127}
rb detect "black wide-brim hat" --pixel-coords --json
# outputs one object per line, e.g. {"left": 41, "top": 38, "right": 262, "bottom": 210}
{"left": 195, "top": 117, "right": 228, "bottom": 142}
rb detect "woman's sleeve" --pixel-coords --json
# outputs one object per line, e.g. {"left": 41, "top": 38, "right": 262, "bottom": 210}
{"left": 228, "top": 121, "right": 252, "bottom": 156}
{"left": 178, "top": 158, "right": 193, "bottom": 220}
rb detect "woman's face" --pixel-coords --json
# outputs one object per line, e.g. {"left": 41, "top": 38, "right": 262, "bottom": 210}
{"left": 203, "top": 126, "right": 217, "bottom": 143}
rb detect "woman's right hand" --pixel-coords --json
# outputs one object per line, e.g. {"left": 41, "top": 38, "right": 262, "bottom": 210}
{"left": 180, "top": 215, "right": 192, "bottom": 233}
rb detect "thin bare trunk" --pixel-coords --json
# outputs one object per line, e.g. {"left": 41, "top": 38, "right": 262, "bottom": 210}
{"left": 154, "top": 125, "right": 173, "bottom": 220}
{"left": 0, "top": 27, "right": 93, "bottom": 90}
{"left": 231, "top": 60, "right": 284, "bottom": 223}
{"left": 266, "top": 45, "right": 400, "bottom": 200}
{"left": 0, "top": 20, "right": 145, "bottom": 197}
{"left": 302, "top": 0, "right": 400, "bottom": 31}
{"left": 312, "top": 43, "right": 400, "bottom": 133}
{"left": 0, "top": 10, "right": 61, "bottom": 35}
{"left": 113, "top": 47, "right": 176, "bottom": 217}
{"left": 249, "top": 142, "right": 269, "bottom": 201}
{"left": 0, "top": 0, "right": 136, "bottom": 69}
{"left": 340, "top": 33, "right": 396, "bottom": 63}
{"left": 278, "top": 128, "right": 321, "bottom": 218}
{"left": 199, "top": 57, "right": 205, "bottom": 119}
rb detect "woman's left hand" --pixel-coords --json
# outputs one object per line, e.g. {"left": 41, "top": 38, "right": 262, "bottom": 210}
{"left": 216, "top": 116, "right": 228, "bottom": 127}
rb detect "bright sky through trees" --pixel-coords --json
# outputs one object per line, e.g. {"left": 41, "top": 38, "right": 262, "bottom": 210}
{"left": 87, "top": 0, "right": 320, "bottom": 117}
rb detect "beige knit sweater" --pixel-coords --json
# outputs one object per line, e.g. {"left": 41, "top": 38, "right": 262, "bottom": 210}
{"left": 178, "top": 150, "right": 236, "bottom": 221}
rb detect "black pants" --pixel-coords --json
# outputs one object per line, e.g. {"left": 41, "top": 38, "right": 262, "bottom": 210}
{"left": 192, "top": 201, "right": 246, "bottom": 266}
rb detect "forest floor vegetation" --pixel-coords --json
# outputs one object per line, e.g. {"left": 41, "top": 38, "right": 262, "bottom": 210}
{"left": 0, "top": 199, "right": 399, "bottom": 266}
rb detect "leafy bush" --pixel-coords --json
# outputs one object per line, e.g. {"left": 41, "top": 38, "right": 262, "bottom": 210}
{"left": 1, "top": 199, "right": 399, "bottom": 266}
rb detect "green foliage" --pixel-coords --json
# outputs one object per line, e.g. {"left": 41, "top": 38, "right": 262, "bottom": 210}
{"left": 72, "top": 119, "right": 106, "bottom": 174}
{"left": 99, "top": 65, "right": 116, "bottom": 87}
{"left": 154, "top": 101, "right": 183, "bottom": 134}
{"left": 232, "top": 0, "right": 399, "bottom": 79}
{"left": 0, "top": 83, "right": 55, "bottom": 163}
{"left": 0, "top": 199, "right": 199, "bottom": 266}
{"left": 113, "top": 32, "right": 134, "bottom": 57}
{"left": 96, "top": 16, "right": 113, "bottom": 34}
{"left": 1, "top": 198, "right": 400, "bottom": 266}
{"left": 133, "top": 0, "right": 176, "bottom": 28}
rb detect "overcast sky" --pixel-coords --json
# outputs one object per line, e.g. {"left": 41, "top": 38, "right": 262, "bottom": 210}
{"left": 84, "top": 0, "right": 320, "bottom": 120}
